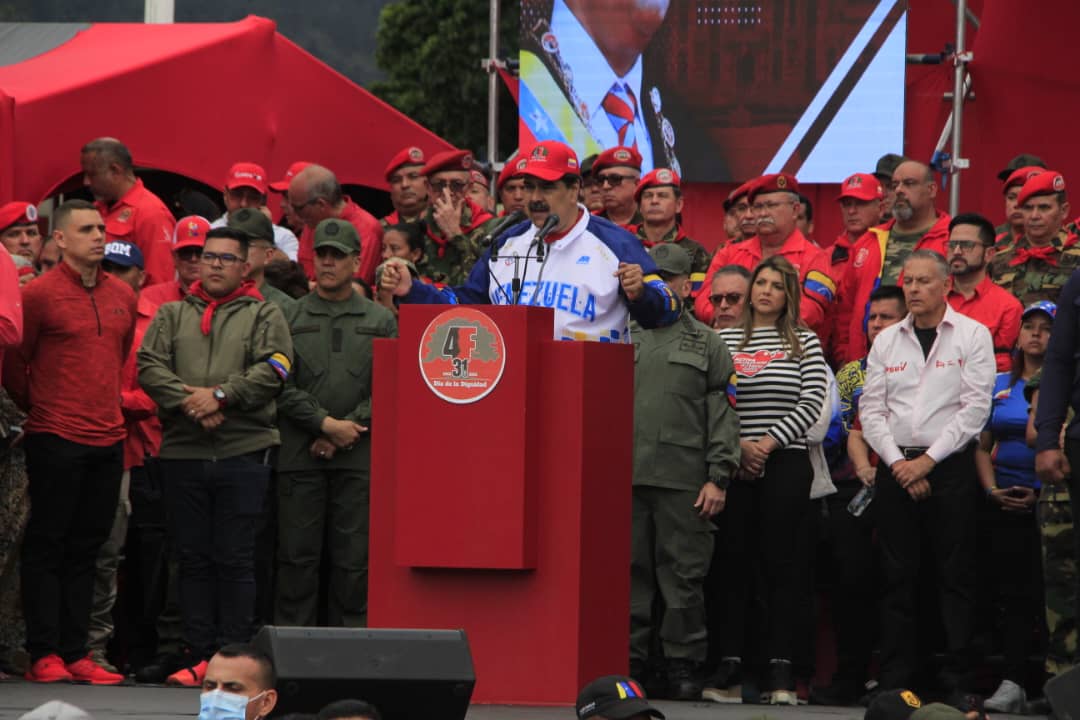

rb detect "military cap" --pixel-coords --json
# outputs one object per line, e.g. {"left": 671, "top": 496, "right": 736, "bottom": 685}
{"left": 0, "top": 201, "right": 37, "bottom": 233}
{"left": 649, "top": 243, "right": 692, "bottom": 276}
{"left": 172, "top": 215, "right": 211, "bottom": 250}
{"left": 227, "top": 208, "right": 275, "bottom": 244}
{"left": 496, "top": 157, "right": 524, "bottom": 192}
{"left": 422, "top": 149, "right": 474, "bottom": 177}
{"left": 837, "top": 173, "right": 884, "bottom": 202}
{"left": 865, "top": 689, "right": 924, "bottom": 720}
{"left": 748, "top": 173, "right": 800, "bottom": 202}
{"left": 1017, "top": 170, "right": 1066, "bottom": 207}
{"left": 384, "top": 146, "right": 426, "bottom": 182}
{"left": 314, "top": 218, "right": 360, "bottom": 254}
{"left": 1003, "top": 166, "right": 1045, "bottom": 193}
{"left": 580, "top": 153, "right": 599, "bottom": 177}
{"left": 634, "top": 168, "right": 681, "bottom": 203}
{"left": 998, "top": 153, "right": 1047, "bottom": 182}
{"left": 593, "top": 146, "right": 643, "bottom": 173}
{"left": 873, "top": 153, "right": 907, "bottom": 180}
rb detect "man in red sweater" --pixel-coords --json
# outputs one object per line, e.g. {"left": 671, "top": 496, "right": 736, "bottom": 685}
{"left": 4, "top": 199, "right": 135, "bottom": 685}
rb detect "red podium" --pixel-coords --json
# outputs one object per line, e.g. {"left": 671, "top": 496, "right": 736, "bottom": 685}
{"left": 369, "top": 304, "right": 633, "bottom": 705}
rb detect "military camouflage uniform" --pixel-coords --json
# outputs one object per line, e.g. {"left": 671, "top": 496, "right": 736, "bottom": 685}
{"left": 992, "top": 229, "right": 1080, "bottom": 306}
{"left": 635, "top": 226, "right": 709, "bottom": 277}
{"left": 417, "top": 205, "right": 501, "bottom": 286}
{"left": 601, "top": 208, "right": 645, "bottom": 228}
{"left": 879, "top": 229, "right": 927, "bottom": 286}
{"left": 0, "top": 390, "right": 27, "bottom": 672}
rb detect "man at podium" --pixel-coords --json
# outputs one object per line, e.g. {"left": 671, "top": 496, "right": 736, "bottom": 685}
{"left": 378, "top": 140, "right": 681, "bottom": 342}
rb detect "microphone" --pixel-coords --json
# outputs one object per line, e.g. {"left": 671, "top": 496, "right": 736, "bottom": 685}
{"left": 485, "top": 210, "right": 527, "bottom": 262}
{"left": 533, "top": 214, "right": 560, "bottom": 261}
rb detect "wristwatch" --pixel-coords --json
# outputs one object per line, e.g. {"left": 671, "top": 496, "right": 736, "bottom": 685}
{"left": 213, "top": 387, "right": 227, "bottom": 407}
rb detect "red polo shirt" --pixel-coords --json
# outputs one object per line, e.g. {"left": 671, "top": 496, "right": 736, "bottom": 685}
{"left": 96, "top": 179, "right": 176, "bottom": 286}
{"left": 121, "top": 294, "right": 162, "bottom": 469}
{"left": 297, "top": 198, "right": 384, "bottom": 286}
{"left": 947, "top": 274, "right": 1023, "bottom": 372}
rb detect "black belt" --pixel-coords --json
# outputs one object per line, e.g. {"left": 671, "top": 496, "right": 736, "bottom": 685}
{"left": 899, "top": 446, "right": 929, "bottom": 460}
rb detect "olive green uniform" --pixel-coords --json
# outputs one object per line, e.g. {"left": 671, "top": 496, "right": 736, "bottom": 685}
{"left": 274, "top": 291, "right": 397, "bottom": 627}
{"left": 992, "top": 229, "right": 1080, "bottom": 306}
{"left": 259, "top": 281, "right": 296, "bottom": 314}
{"left": 629, "top": 311, "right": 740, "bottom": 664}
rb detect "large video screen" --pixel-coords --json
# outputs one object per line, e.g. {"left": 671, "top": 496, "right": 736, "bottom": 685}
{"left": 519, "top": 0, "right": 907, "bottom": 183}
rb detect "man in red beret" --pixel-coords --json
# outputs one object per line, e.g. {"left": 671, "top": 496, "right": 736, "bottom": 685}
{"left": 835, "top": 160, "right": 951, "bottom": 364}
{"left": 996, "top": 167, "right": 1044, "bottom": 247}
{"left": 468, "top": 169, "right": 496, "bottom": 213}
{"left": 81, "top": 137, "right": 175, "bottom": 286}
{"left": 593, "top": 146, "right": 644, "bottom": 228}
{"left": 0, "top": 202, "right": 42, "bottom": 285}
{"left": 416, "top": 149, "right": 497, "bottom": 286}
{"left": 630, "top": 168, "right": 708, "bottom": 296}
{"left": 496, "top": 159, "right": 528, "bottom": 216}
{"left": 210, "top": 162, "right": 299, "bottom": 262}
{"left": 287, "top": 164, "right": 384, "bottom": 285}
{"left": 693, "top": 174, "right": 835, "bottom": 339}
{"left": 992, "top": 171, "right": 1080, "bottom": 307}
{"left": 380, "top": 146, "right": 428, "bottom": 227}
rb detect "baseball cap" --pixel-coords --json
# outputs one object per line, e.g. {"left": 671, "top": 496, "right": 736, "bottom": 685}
{"left": 19, "top": 700, "right": 94, "bottom": 720}
{"left": 874, "top": 153, "right": 907, "bottom": 181}
{"left": 649, "top": 243, "right": 691, "bottom": 276}
{"left": 1023, "top": 300, "right": 1057, "bottom": 320}
{"left": 1016, "top": 171, "right": 1066, "bottom": 208}
{"left": 998, "top": 153, "right": 1047, "bottom": 182}
{"left": 865, "top": 689, "right": 924, "bottom": 720}
{"left": 269, "top": 161, "right": 313, "bottom": 193}
{"left": 521, "top": 141, "right": 580, "bottom": 182}
{"left": 593, "top": 146, "right": 643, "bottom": 174}
{"left": 1003, "top": 166, "right": 1045, "bottom": 193}
{"left": 576, "top": 676, "right": 664, "bottom": 720}
{"left": 224, "top": 162, "right": 268, "bottom": 195}
{"left": 634, "top": 168, "right": 681, "bottom": 203}
{"left": 103, "top": 240, "right": 145, "bottom": 269}
{"left": 385, "top": 146, "right": 426, "bottom": 181}
{"left": 173, "top": 215, "right": 211, "bottom": 251}
{"left": 227, "top": 208, "right": 275, "bottom": 244}
{"left": 748, "top": 173, "right": 800, "bottom": 202}
{"left": 0, "top": 201, "right": 38, "bottom": 233}
{"left": 313, "top": 218, "right": 360, "bottom": 255}
{"left": 837, "top": 173, "right": 885, "bottom": 202}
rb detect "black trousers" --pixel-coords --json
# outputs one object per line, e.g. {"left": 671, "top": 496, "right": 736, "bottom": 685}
{"left": 121, "top": 461, "right": 171, "bottom": 668}
{"left": 876, "top": 446, "right": 977, "bottom": 690}
{"left": 985, "top": 499, "right": 1043, "bottom": 682}
{"left": 1063, "top": 438, "right": 1080, "bottom": 631}
{"left": 21, "top": 433, "right": 123, "bottom": 663}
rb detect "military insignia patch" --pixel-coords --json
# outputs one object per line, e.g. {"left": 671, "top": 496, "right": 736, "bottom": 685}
{"left": 325, "top": 222, "right": 340, "bottom": 236}
{"left": 614, "top": 149, "right": 631, "bottom": 162}
{"left": 657, "top": 169, "right": 673, "bottom": 183}
{"left": 25, "top": 205, "right": 38, "bottom": 222}
{"left": 650, "top": 86, "right": 662, "bottom": 113}
{"left": 462, "top": 153, "right": 474, "bottom": 169}
{"left": 541, "top": 32, "right": 558, "bottom": 53}
{"left": 408, "top": 147, "right": 424, "bottom": 162}
{"left": 776, "top": 175, "right": 788, "bottom": 189}
{"left": 118, "top": 208, "right": 133, "bottom": 223}
{"left": 1054, "top": 175, "right": 1066, "bottom": 191}
{"left": 854, "top": 247, "right": 869, "bottom": 268}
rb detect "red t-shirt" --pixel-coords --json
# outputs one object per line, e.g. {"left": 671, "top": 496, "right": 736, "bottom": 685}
{"left": 96, "top": 179, "right": 176, "bottom": 287}
{"left": 4, "top": 263, "right": 136, "bottom": 446}
{"left": 297, "top": 199, "right": 384, "bottom": 286}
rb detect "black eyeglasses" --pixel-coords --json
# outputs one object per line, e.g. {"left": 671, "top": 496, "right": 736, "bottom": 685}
{"left": 596, "top": 174, "right": 636, "bottom": 188}
{"left": 429, "top": 179, "right": 469, "bottom": 193}
{"left": 201, "top": 252, "right": 243, "bottom": 267}
{"left": 710, "top": 292, "right": 744, "bottom": 306}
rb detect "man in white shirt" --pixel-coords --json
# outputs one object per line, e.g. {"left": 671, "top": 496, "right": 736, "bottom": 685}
{"left": 858, "top": 249, "right": 995, "bottom": 697}
{"left": 211, "top": 162, "right": 299, "bottom": 262}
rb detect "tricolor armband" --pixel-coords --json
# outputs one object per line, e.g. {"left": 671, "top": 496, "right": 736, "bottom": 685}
{"left": 804, "top": 270, "right": 836, "bottom": 304}
{"left": 267, "top": 352, "right": 291, "bottom": 381}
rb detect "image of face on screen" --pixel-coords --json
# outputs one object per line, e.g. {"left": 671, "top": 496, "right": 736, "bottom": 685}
{"left": 519, "top": 0, "right": 905, "bottom": 183}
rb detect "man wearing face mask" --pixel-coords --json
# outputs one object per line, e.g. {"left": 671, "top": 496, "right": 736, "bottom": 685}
{"left": 199, "top": 644, "right": 277, "bottom": 720}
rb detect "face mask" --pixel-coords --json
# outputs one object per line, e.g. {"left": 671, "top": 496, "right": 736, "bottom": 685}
{"left": 199, "top": 689, "right": 265, "bottom": 720}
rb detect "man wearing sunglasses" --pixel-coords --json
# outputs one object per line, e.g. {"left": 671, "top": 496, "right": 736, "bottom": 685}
{"left": 142, "top": 215, "right": 210, "bottom": 308}
{"left": 138, "top": 227, "right": 293, "bottom": 687}
{"left": 380, "top": 146, "right": 429, "bottom": 227}
{"left": 592, "top": 146, "right": 643, "bottom": 229}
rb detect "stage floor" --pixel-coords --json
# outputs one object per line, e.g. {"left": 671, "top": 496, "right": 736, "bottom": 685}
{"left": 0, "top": 681, "right": 1037, "bottom": 720}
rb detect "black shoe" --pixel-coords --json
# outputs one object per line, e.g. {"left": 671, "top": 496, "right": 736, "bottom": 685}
{"left": 133, "top": 651, "right": 185, "bottom": 685}
{"left": 667, "top": 659, "right": 703, "bottom": 701}
{"left": 702, "top": 658, "right": 743, "bottom": 703}
{"left": 766, "top": 660, "right": 797, "bottom": 706}
{"left": 809, "top": 679, "right": 861, "bottom": 706}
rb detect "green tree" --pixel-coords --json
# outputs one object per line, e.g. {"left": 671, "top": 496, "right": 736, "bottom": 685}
{"left": 372, "top": 0, "right": 519, "bottom": 159}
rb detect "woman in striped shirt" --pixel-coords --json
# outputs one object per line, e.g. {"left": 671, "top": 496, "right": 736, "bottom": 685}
{"left": 710, "top": 256, "right": 828, "bottom": 706}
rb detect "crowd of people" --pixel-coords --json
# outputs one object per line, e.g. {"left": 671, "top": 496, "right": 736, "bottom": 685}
{"left": 0, "top": 132, "right": 1076, "bottom": 720}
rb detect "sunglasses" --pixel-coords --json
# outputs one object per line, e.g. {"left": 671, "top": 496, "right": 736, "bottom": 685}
{"left": 176, "top": 247, "right": 202, "bottom": 262}
{"left": 596, "top": 174, "right": 636, "bottom": 188}
{"left": 710, "top": 292, "right": 744, "bottom": 306}
{"left": 430, "top": 180, "right": 469, "bottom": 193}
{"left": 946, "top": 240, "right": 987, "bottom": 251}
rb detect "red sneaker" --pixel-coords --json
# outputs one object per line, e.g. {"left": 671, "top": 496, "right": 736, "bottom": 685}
{"left": 24, "top": 654, "right": 74, "bottom": 683}
{"left": 166, "top": 659, "right": 208, "bottom": 687}
{"left": 65, "top": 654, "right": 125, "bottom": 685}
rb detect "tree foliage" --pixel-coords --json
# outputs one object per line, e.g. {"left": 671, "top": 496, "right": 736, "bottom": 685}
{"left": 371, "top": 0, "right": 519, "bottom": 160}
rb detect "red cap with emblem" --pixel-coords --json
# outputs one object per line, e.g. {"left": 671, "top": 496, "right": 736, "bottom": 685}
{"left": 469, "top": 169, "right": 489, "bottom": 189}
{"left": 421, "top": 149, "right": 475, "bottom": 177}
{"left": 1003, "top": 166, "right": 1045, "bottom": 194}
{"left": 384, "top": 146, "right": 426, "bottom": 182}
{"left": 521, "top": 141, "right": 580, "bottom": 181}
{"left": 224, "top": 162, "right": 268, "bottom": 195}
{"left": 0, "top": 201, "right": 38, "bottom": 232}
{"left": 593, "top": 145, "right": 643, "bottom": 173}
{"left": 836, "top": 172, "right": 883, "bottom": 202}
{"left": 173, "top": 215, "right": 211, "bottom": 250}
{"left": 269, "top": 161, "right": 312, "bottom": 193}
{"left": 748, "top": 173, "right": 800, "bottom": 202}
{"left": 634, "top": 168, "right": 681, "bottom": 202}
{"left": 1017, "top": 171, "right": 1067, "bottom": 207}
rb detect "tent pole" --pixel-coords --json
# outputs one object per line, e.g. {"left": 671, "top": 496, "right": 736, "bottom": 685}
{"left": 144, "top": 0, "right": 174, "bottom": 24}
{"left": 949, "top": 0, "right": 967, "bottom": 215}
{"left": 486, "top": 0, "right": 501, "bottom": 173}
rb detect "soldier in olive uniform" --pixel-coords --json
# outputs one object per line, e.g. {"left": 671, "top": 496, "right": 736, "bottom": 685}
{"left": 226, "top": 209, "right": 297, "bottom": 312}
{"left": 274, "top": 219, "right": 397, "bottom": 627}
{"left": 993, "top": 171, "right": 1080, "bottom": 306}
{"left": 630, "top": 243, "right": 740, "bottom": 700}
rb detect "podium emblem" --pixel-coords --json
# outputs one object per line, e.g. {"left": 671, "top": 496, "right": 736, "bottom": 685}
{"left": 419, "top": 307, "right": 507, "bottom": 404}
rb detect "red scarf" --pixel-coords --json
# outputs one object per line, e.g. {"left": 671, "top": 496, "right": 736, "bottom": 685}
{"left": 1009, "top": 244, "right": 1058, "bottom": 267}
{"left": 188, "top": 280, "right": 264, "bottom": 335}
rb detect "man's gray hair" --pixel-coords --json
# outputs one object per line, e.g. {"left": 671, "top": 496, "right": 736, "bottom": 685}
{"left": 904, "top": 248, "right": 949, "bottom": 279}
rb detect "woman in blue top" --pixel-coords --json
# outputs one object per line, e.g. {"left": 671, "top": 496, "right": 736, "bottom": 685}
{"left": 976, "top": 300, "right": 1055, "bottom": 713}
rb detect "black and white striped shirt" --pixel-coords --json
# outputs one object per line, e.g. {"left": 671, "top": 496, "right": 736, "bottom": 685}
{"left": 718, "top": 326, "right": 828, "bottom": 450}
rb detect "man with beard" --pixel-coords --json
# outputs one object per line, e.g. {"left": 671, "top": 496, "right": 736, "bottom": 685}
{"left": 836, "top": 160, "right": 950, "bottom": 364}
{"left": 872, "top": 153, "right": 905, "bottom": 223}
{"left": 945, "top": 214, "right": 1022, "bottom": 372}
{"left": 380, "top": 147, "right": 428, "bottom": 227}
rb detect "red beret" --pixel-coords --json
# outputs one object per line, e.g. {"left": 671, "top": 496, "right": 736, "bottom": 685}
{"left": 634, "top": 168, "right": 681, "bottom": 203}
{"left": 422, "top": 149, "right": 474, "bottom": 177}
{"left": 224, "top": 162, "right": 267, "bottom": 195}
{"left": 1017, "top": 171, "right": 1067, "bottom": 207}
{"left": 0, "top": 201, "right": 38, "bottom": 232}
{"left": 727, "top": 180, "right": 756, "bottom": 206}
{"left": 748, "top": 173, "right": 800, "bottom": 202}
{"left": 469, "top": 169, "right": 489, "bottom": 189}
{"left": 384, "top": 146, "right": 426, "bottom": 181}
{"left": 836, "top": 173, "right": 883, "bottom": 202}
{"left": 497, "top": 159, "right": 525, "bottom": 192}
{"left": 521, "top": 141, "right": 580, "bottom": 181}
{"left": 593, "top": 145, "right": 642, "bottom": 173}
{"left": 269, "top": 161, "right": 312, "bottom": 193}
{"left": 1003, "top": 166, "right": 1045, "bottom": 194}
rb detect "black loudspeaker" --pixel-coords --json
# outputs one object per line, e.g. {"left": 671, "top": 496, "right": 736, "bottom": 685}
{"left": 252, "top": 626, "right": 475, "bottom": 720}
{"left": 1046, "top": 664, "right": 1080, "bottom": 720}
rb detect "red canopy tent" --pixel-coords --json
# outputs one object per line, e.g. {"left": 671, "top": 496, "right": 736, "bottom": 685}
{"left": 0, "top": 15, "right": 452, "bottom": 204}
